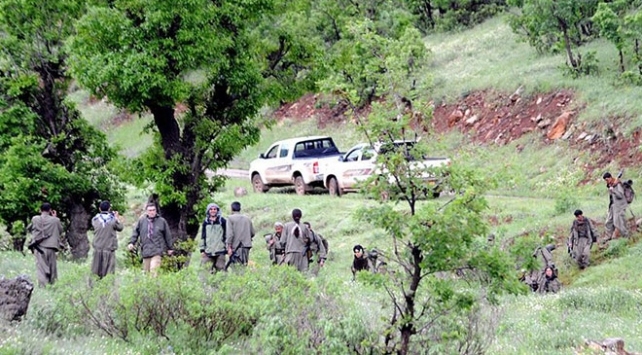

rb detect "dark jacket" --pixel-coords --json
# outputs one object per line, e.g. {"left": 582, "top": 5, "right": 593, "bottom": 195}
{"left": 130, "top": 215, "right": 173, "bottom": 258}
{"left": 27, "top": 213, "right": 64, "bottom": 251}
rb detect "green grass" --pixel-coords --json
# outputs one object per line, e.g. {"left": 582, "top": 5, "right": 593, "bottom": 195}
{"left": 38, "top": 13, "right": 642, "bottom": 354}
{"left": 426, "top": 15, "right": 642, "bottom": 126}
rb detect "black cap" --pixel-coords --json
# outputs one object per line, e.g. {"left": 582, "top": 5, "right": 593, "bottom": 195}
{"left": 574, "top": 209, "right": 583, "bottom": 217}
{"left": 603, "top": 172, "right": 612, "bottom": 179}
{"left": 353, "top": 244, "right": 364, "bottom": 253}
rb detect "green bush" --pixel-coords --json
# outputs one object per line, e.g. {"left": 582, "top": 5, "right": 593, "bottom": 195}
{"left": 38, "top": 266, "right": 375, "bottom": 354}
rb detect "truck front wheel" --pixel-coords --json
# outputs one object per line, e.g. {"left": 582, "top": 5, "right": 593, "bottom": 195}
{"left": 294, "top": 176, "right": 309, "bottom": 196}
{"left": 252, "top": 174, "right": 269, "bottom": 193}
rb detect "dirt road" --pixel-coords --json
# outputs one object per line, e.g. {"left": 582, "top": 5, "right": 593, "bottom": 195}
{"left": 206, "top": 168, "right": 248, "bottom": 179}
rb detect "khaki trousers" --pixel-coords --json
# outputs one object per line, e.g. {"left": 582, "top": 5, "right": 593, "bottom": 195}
{"left": 143, "top": 255, "right": 162, "bottom": 276}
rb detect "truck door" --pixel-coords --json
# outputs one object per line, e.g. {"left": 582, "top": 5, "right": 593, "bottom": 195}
{"left": 341, "top": 146, "right": 374, "bottom": 189}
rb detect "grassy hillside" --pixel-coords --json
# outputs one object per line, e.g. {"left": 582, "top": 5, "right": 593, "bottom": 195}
{"left": 4, "top": 13, "right": 641, "bottom": 355}
{"left": 426, "top": 15, "right": 642, "bottom": 128}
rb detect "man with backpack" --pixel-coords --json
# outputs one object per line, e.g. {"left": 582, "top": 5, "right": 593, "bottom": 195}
{"left": 603, "top": 172, "right": 630, "bottom": 240}
{"left": 200, "top": 203, "right": 227, "bottom": 273}
{"left": 568, "top": 209, "right": 597, "bottom": 269}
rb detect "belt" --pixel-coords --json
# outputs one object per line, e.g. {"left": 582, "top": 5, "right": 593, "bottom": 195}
{"left": 275, "top": 249, "right": 285, "bottom": 255}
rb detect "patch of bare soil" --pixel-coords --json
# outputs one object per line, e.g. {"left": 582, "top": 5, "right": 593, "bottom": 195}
{"left": 273, "top": 90, "right": 642, "bottom": 179}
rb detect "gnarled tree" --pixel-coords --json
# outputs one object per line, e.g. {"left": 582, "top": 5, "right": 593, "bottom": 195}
{"left": 68, "top": 0, "right": 321, "bottom": 242}
{"left": 0, "top": 0, "right": 124, "bottom": 258}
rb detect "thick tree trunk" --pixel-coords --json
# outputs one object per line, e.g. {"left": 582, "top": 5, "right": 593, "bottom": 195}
{"left": 66, "top": 201, "right": 90, "bottom": 260}
{"left": 150, "top": 104, "right": 203, "bottom": 243}
{"left": 619, "top": 49, "right": 625, "bottom": 73}
{"left": 559, "top": 21, "right": 577, "bottom": 69}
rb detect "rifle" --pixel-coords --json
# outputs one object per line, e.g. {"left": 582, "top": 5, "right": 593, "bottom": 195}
{"left": 224, "top": 243, "right": 244, "bottom": 271}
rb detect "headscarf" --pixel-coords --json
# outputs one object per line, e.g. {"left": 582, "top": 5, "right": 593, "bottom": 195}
{"left": 205, "top": 203, "right": 221, "bottom": 222}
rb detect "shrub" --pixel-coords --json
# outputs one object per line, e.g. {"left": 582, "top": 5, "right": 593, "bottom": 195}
{"left": 40, "top": 266, "right": 374, "bottom": 354}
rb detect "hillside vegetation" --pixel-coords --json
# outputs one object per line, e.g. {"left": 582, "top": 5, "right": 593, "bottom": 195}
{"left": 4, "top": 1, "right": 642, "bottom": 354}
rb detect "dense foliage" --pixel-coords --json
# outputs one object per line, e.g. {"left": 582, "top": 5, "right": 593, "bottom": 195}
{"left": 0, "top": 0, "right": 124, "bottom": 257}
{"left": 68, "top": 0, "right": 322, "bottom": 243}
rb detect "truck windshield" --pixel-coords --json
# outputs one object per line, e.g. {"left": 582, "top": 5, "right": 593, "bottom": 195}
{"left": 293, "top": 138, "right": 338, "bottom": 158}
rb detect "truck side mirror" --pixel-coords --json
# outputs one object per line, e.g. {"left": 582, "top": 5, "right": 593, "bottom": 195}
{"left": 259, "top": 153, "right": 265, "bottom": 159}
{"left": 338, "top": 155, "right": 344, "bottom": 162}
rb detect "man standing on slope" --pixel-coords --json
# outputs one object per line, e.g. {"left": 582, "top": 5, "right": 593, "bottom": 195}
{"left": 226, "top": 201, "right": 255, "bottom": 266}
{"left": 567, "top": 209, "right": 597, "bottom": 270}
{"left": 91, "top": 200, "right": 124, "bottom": 278}
{"left": 603, "top": 172, "right": 628, "bottom": 240}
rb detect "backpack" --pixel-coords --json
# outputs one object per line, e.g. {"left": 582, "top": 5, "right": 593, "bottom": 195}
{"left": 623, "top": 180, "right": 635, "bottom": 204}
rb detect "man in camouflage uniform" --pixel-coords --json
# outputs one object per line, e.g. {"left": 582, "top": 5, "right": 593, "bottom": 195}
{"left": 27, "top": 202, "right": 65, "bottom": 287}
{"left": 568, "top": 209, "right": 597, "bottom": 269}
{"left": 200, "top": 203, "right": 227, "bottom": 273}
{"left": 266, "top": 222, "right": 285, "bottom": 265}
{"left": 303, "top": 221, "right": 326, "bottom": 275}
{"left": 280, "top": 209, "right": 310, "bottom": 272}
{"left": 90, "top": 200, "right": 124, "bottom": 278}
{"left": 603, "top": 172, "right": 629, "bottom": 240}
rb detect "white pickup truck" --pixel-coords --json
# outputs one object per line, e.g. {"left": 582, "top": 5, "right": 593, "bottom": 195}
{"left": 323, "top": 140, "right": 450, "bottom": 197}
{"left": 249, "top": 136, "right": 343, "bottom": 195}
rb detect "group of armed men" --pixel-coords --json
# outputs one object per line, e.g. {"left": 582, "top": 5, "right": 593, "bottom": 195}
{"left": 25, "top": 199, "right": 343, "bottom": 287}
{"left": 523, "top": 171, "right": 634, "bottom": 294}
{"left": 26, "top": 171, "right": 631, "bottom": 289}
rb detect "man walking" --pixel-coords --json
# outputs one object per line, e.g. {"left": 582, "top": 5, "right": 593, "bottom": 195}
{"left": 225, "top": 201, "right": 255, "bottom": 266}
{"left": 27, "top": 202, "right": 65, "bottom": 287}
{"left": 200, "top": 203, "right": 227, "bottom": 273}
{"left": 568, "top": 209, "right": 597, "bottom": 269}
{"left": 128, "top": 203, "right": 174, "bottom": 275}
{"left": 280, "top": 209, "right": 310, "bottom": 272}
{"left": 303, "top": 221, "right": 327, "bottom": 275}
{"left": 603, "top": 172, "right": 629, "bottom": 240}
{"left": 91, "top": 200, "right": 124, "bottom": 278}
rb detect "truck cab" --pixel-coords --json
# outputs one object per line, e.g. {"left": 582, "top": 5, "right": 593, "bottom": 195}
{"left": 249, "top": 136, "right": 342, "bottom": 195}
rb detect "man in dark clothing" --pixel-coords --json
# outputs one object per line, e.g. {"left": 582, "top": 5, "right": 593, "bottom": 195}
{"left": 225, "top": 201, "right": 255, "bottom": 266}
{"left": 351, "top": 245, "right": 374, "bottom": 281}
{"left": 568, "top": 209, "right": 597, "bottom": 269}
{"left": 91, "top": 200, "right": 124, "bottom": 278}
{"left": 27, "top": 202, "right": 65, "bottom": 287}
{"left": 128, "top": 203, "right": 174, "bottom": 276}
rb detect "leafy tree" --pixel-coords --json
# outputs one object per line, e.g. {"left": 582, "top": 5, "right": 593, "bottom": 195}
{"left": 507, "top": 0, "right": 600, "bottom": 74}
{"left": 0, "top": 0, "right": 124, "bottom": 257}
{"left": 593, "top": 2, "right": 627, "bottom": 73}
{"left": 68, "top": 0, "right": 322, "bottom": 242}
{"left": 406, "top": 0, "right": 508, "bottom": 32}
{"left": 322, "top": 18, "right": 522, "bottom": 354}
